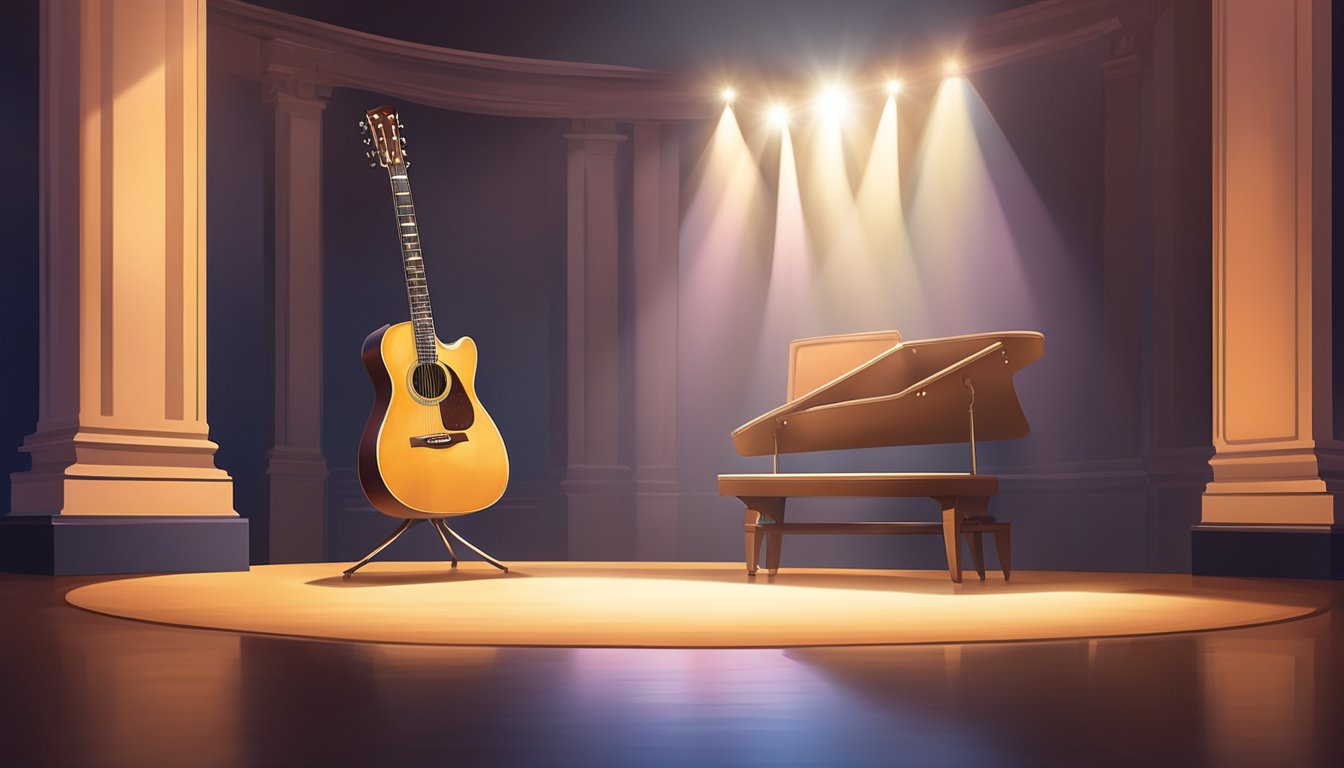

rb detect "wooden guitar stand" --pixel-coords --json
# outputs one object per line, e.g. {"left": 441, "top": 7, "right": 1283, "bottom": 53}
{"left": 342, "top": 518, "right": 510, "bottom": 578}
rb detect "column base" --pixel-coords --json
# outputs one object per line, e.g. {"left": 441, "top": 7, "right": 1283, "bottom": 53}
{"left": 563, "top": 465, "right": 632, "bottom": 560}
{"left": 0, "top": 515, "right": 249, "bottom": 575}
{"left": 1191, "top": 524, "right": 1344, "bottom": 579}
{"left": 635, "top": 471, "right": 680, "bottom": 561}
{"left": 266, "top": 447, "right": 329, "bottom": 564}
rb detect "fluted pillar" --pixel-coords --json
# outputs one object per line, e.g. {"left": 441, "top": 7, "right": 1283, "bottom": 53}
{"left": 1145, "top": 0, "right": 1213, "bottom": 571}
{"left": 2, "top": 0, "right": 246, "bottom": 574}
{"left": 632, "top": 122, "right": 680, "bottom": 560}
{"left": 261, "top": 47, "right": 329, "bottom": 563}
{"left": 1100, "top": 23, "right": 1148, "bottom": 457}
{"left": 563, "top": 120, "right": 632, "bottom": 559}
{"left": 1194, "top": 0, "right": 1340, "bottom": 577}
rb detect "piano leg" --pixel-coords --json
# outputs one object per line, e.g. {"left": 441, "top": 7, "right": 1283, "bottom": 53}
{"left": 744, "top": 508, "right": 762, "bottom": 576}
{"left": 939, "top": 498, "right": 963, "bottom": 583}
{"left": 993, "top": 527, "right": 1012, "bottom": 581}
{"left": 965, "top": 531, "right": 986, "bottom": 581}
{"left": 764, "top": 507, "right": 786, "bottom": 575}
{"left": 741, "top": 497, "right": 784, "bottom": 576}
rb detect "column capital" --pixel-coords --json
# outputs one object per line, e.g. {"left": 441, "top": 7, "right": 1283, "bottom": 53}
{"left": 564, "top": 119, "right": 627, "bottom": 151}
{"left": 260, "top": 40, "right": 330, "bottom": 113}
{"left": 261, "top": 72, "right": 331, "bottom": 114}
{"left": 1102, "top": 24, "right": 1152, "bottom": 82}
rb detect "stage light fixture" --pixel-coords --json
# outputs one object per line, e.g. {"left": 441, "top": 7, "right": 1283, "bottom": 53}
{"left": 886, "top": 79, "right": 903, "bottom": 95}
{"left": 721, "top": 87, "right": 737, "bottom": 104}
{"left": 817, "top": 87, "right": 848, "bottom": 120}
{"left": 943, "top": 59, "right": 962, "bottom": 77}
{"left": 768, "top": 104, "right": 790, "bottom": 128}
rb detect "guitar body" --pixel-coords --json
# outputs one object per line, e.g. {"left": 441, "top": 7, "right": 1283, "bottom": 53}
{"left": 357, "top": 321, "right": 510, "bottom": 518}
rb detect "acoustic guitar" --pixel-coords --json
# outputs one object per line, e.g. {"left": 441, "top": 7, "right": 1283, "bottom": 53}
{"left": 354, "top": 105, "right": 510, "bottom": 532}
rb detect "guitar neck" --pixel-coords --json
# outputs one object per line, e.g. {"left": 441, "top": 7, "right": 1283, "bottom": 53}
{"left": 385, "top": 162, "right": 437, "bottom": 362}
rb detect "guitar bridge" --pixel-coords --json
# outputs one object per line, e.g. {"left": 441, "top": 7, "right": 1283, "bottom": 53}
{"left": 409, "top": 432, "right": 469, "bottom": 449}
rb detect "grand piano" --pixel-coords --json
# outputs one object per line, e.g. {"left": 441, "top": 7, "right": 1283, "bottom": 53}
{"left": 718, "top": 329, "right": 1045, "bottom": 583}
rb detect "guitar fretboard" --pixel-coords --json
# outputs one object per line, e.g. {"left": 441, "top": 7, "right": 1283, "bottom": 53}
{"left": 386, "top": 163, "right": 437, "bottom": 363}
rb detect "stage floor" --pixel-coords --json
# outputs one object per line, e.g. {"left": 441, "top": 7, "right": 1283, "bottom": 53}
{"left": 65, "top": 562, "right": 1324, "bottom": 647}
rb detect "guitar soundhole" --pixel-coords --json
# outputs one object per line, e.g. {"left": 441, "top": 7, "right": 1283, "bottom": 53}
{"left": 409, "top": 362, "right": 449, "bottom": 403}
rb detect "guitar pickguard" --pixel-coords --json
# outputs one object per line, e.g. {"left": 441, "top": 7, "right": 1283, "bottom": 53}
{"left": 439, "top": 365, "right": 475, "bottom": 430}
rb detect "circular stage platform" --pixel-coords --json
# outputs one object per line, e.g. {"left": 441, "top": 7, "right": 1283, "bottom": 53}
{"left": 65, "top": 562, "right": 1325, "bottom": 648}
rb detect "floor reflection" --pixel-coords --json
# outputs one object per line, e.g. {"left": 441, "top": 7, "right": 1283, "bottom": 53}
{"left": 1198, "top": 636, "right": 1317, "bottom": 768}
{"left": 0, "top": 572, "right": 1339, "bottom": 767}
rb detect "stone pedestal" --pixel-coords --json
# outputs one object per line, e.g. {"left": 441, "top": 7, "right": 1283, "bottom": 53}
{"left": 2, "top": 0, "right": 246, "bottom": 574}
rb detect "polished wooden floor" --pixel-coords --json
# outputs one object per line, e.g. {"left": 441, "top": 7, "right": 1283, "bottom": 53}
{"left": 2, "top": 571, "right": 1341, "bottom": 768}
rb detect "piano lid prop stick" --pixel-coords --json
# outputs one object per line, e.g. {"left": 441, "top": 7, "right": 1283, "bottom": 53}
{"left": 963, "top": 376, "right": 978, "bottom": 475}
{"left": 772, "top": 421, "right": 784, "bottom": 474}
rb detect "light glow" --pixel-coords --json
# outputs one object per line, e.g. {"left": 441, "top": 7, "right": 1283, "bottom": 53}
{"left": 767, "top": 104, "right": 790, "bottom": 128}
{"left": 816, "top": 87, "right": 849, "bottom": 121}
{"left": 721, "top": 87, "right": 737, "bottom": 104}
{"left": 943, "top": 58, "right": 962, "bottom": 77}
{"left": 885, "top": 79, "right": 903, "bottom": 95}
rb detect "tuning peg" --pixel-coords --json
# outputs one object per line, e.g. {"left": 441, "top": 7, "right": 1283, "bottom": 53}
{"left": 363, "top": 138, "right": 371, "bottom": 145}
{"left": 399, "top": 136, "right": 406, "bottom": 144}
{"left": 370, "top": 162, "right": 377, "bottom": 168}
{"left": 405, "top": 160, "right": 411, "bottom": 168}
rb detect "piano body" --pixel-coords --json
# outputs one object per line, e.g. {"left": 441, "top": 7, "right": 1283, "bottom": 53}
{"left": 718, "top": 329, "right": 1045, "bottom": 583}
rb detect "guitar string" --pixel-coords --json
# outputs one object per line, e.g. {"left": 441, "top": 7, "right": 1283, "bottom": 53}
{"left": 385, "top": 154, "right": 439, "bottom": 440}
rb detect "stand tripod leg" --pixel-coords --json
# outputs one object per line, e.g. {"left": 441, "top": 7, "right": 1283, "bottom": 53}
{"left": 440, "top": 524, "right": 509, "bottom": 573}
{"left": 343, "top": 519, "right": 419, "bottom": 578}
{"left": 430, "top": 519, "right": 459, "bottom": 566}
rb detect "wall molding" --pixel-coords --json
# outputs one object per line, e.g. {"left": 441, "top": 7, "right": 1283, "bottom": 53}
{"left": 208, "top": 0, "right": 712, "bottom": 121}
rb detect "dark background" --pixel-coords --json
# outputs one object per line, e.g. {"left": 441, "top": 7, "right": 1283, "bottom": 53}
{"left": 1, "top": 0, "right": 1220, "bottom": 571}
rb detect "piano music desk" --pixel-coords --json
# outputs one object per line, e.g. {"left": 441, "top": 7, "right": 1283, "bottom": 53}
{"left": 718, "top": 472, "right": 1010, "bottom": 584}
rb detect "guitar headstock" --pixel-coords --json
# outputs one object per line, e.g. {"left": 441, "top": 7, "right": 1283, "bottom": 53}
{"left": 359, "top": 105, "right": 408, "bottom": 169}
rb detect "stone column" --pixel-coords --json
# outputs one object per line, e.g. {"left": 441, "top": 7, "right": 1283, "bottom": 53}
{"left": 563, "top": 120, "right": 631, "bottom": 560}
{"left": 2, "top": 0, "right": 246, "bottom": 574}
{"left": 1194, "top": 0, "right": 1340, "bottom": 577}
{"left": 261, "top": 47, "right": 329, "bottom": 564}
{"left": 1100, "top": 24, "right": 1149, "bottom": 458}
{"left": 632, "top": 122, "right": 680, "bottom": 560}
{"left": 1144, "top": 1, "right": 1213, "bottom": 571}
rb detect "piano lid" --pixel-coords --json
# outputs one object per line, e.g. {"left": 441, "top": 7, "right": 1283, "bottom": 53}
{"left": 732, "top": 330, "right": 1045, "bottom": 457}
